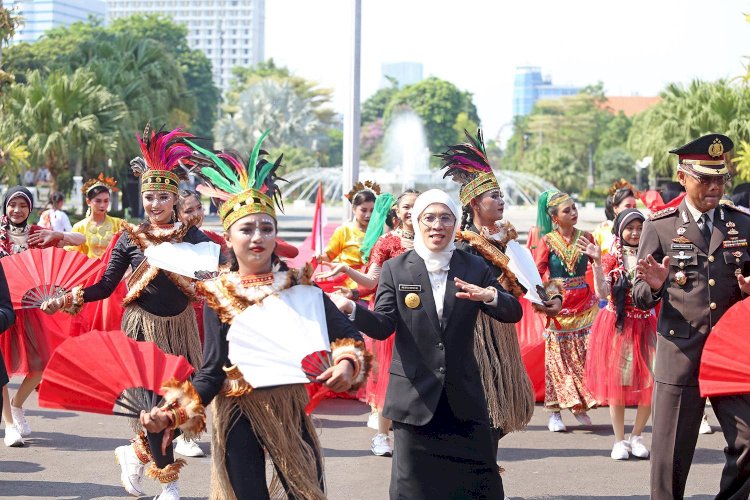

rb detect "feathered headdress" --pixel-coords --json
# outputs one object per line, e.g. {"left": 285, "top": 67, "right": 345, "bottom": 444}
{"left": 437, "top": 129, "right": 499, "bottom": 207}
{"left": 82, "top": 173, "right": 119, "bottom": 196}
{"left": 129, "top": 124, "right": 193, "bottom": 194}
{"left": 187, "top": 130, "right": 285, "bottom": 229}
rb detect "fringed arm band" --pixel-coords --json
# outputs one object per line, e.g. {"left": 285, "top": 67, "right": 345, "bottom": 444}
{"left": 330, "top": 338, "right": 373, "bottom": 390}
{"left": 160, "top": 378, "right": 206, "bottom": 440}
{"left": 146, "top": 459, "right": 187, "bottom": 484}
{"left": 61, "top": 285, "right": 85, "bottom": 315}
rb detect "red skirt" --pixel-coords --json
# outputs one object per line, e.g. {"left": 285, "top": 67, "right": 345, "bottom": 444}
{"left": 585, "top": 306, "right": 656, "bottom": 406}
{"left": 365, "top": 334, "right": 394, "bottom": 411}
{"left": 1, "top": 309, "right": 74, "bottom": 375}
{"left": 516, "top": 297, "right": 546, "bottom": 402}
{"left": 79, "top": 281, "right": 126, "bottom": 334}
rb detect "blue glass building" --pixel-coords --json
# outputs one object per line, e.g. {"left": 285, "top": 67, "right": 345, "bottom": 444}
{"left": 512, "top": 66, "right": 580, "bottom": 117}
{"left": 10, "top": 0, "right": 105, "bottom": 45}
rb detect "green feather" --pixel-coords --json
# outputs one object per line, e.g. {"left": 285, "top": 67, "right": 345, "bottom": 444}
{"left": 186, "top": 139, "right": 237, "bottom": 187}
{"left": 248, "top": 129, "right": 271, "bottom": 187}
{"left": 255, "top": 160, "right": 275, "bottom": 190}
{"left": 200, "top": 167, "right": 236, "bottom": 193}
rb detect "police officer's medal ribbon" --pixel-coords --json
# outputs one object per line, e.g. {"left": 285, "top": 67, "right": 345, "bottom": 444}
{"left": 405, "top": 292, "right": 420, "bottom": 309}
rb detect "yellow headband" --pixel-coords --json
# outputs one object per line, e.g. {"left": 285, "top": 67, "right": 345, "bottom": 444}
{"left": 547, "top": 192, "right": 572, "bottom": 209}
{"left": 220, "top": 188, "right": 276, "bottom": 230}
{"left": 460, "top": 172, "right": 500, "bottom": 206}
{"left": 141, "top": 170, "right": 180, "bottom": 194}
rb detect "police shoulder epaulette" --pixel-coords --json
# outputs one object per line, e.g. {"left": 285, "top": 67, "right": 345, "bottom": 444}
{"left": 648, "top": 207, "right": 678, "bottom": 220}
{"left": 724, "top": 203, "right": 750, "bottom": 217}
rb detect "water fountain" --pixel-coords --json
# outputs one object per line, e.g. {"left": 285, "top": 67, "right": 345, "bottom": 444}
{"left": 282, "top": 111, "right": 555, "bottom": 206}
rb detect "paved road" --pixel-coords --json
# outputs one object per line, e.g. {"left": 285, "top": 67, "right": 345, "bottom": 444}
{"left": 0, "top": 379, "right": 727, "bottom": 499}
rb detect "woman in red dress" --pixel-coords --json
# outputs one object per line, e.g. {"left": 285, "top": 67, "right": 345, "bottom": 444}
{"left": 0, "top": 186, "right": 85, "bottom": 447}
{"left": 583, "top": 208, "right": 656, "bottom": 460}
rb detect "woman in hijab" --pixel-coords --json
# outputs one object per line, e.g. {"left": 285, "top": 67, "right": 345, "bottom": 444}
{"left": 0, "top": 186, "right": 84, "bottom": 447}
{"left": 581, "top": 208, "right": 656, "bottom": 461}
{"left": 331, "top": 189, "right": 522, "bottom": 499}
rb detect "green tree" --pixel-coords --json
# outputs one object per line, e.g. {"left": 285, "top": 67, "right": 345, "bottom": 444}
{"left": 108, "top": 14, "right": 220, "bottom": 140}
{"left": 214, "top": 79, "right": 328, "bottom": 155}
{"left": 627, "top": 80, "right": 750, "bottom": 179}
{"left": 361, "top": 78, "right": 398, "bottom": 124}
{"left": 228, "top": 59, "right": 334, "bottom": 124}
{"left": 1, "top": 69, "right": 126, "bottom": 185}
{"left": 0, "top": 4, "right": 23, "bottom": 86}
{"left": 597, "top": 147, "right": 635, "bottom": 186}
{"left": 385, "top": 77, "right": 480, "bottom": 155}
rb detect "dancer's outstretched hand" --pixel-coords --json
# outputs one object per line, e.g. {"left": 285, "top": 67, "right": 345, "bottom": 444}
{"left": 454, "top": 277, "right": 496, "bottom": 302}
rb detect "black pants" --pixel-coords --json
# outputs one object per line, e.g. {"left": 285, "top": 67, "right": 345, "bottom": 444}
{"left": 492, "top": 426, "right": 506, "bottom": 460}
{"left": 224, "top": 412, "right": 324, "bottom": 499}
{"left": 651, "top": 382, "right": 750, "bottom": 500}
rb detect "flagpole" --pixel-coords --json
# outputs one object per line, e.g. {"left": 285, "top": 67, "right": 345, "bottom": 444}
{"left": 342, "top": 0, "right": 361, "bottom": 223}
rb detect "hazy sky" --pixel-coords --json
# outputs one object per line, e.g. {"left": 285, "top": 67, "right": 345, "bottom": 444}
{"left": 266, "top": 0, "right": 749, "bottom": 141}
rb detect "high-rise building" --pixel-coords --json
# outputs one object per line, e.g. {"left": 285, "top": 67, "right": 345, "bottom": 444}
{"left": 512, "top": 66, "right": 580, "bottom": 117}
{"left": 9, "top": 0, "right": 106, "bottom": 45}
{"left": 381, "top": 62, "right": 423, "bottom": 88}
{"left": 105, "top": 0, "right": 265, "bottom": 93}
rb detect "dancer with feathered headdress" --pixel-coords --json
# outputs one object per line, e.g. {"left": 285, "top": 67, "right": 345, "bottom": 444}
{"left": 43, "top": 125, "right": 223, "bottom": 500}
{"left": 440, "top": 130, "right": 561, "bottom": 471}
{"left": 137, "top": 130, "right": 370, "bottom": 500}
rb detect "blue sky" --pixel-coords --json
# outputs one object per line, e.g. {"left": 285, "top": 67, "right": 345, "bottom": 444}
{"left": 267, "top": 0, "right": 749, "bottom": 141}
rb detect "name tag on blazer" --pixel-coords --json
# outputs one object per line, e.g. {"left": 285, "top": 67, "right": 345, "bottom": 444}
{"left": 398, "top": 284, "right": 422, "bottom": 292}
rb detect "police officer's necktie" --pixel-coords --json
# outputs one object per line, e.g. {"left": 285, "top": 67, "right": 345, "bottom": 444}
{"left": 699, "top": 213, "right": 712, "bottom": 245}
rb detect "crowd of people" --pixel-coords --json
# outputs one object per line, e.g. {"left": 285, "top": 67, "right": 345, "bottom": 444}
{"left": 0, "top": 128, "right": 749, "bottom": 500}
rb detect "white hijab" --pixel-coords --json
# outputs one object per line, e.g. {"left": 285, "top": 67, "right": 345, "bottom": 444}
{"left": 412, "top": 189, "right": 461, "bottom": 272}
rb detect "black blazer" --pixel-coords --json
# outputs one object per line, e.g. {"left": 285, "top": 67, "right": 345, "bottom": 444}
{"left": 353, "top": 249, "right": 522, "bottom": 426}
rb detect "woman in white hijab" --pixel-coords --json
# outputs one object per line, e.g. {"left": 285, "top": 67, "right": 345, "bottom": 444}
{"left": 333, "top": 189, "right": 522, "bottom": 500}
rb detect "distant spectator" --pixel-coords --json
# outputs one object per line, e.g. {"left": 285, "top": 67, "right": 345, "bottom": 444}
{"left": 659, "top": 181, "right": 685, "bottom": 204}
{"left": 22, "top": 169, "right": 36, "bottom": 187}
{"left": 730, "top": 182, "right": 750, "bottom": 209}
{"left": 38, "top": 192, "right": 73, "bottom": 232}
{"left": 37, "top": 167, "right": 51, "bottom": 184}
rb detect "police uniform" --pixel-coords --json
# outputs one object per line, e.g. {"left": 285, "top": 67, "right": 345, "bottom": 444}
{"left": 633, "top": 134, "right": 750, "bottom": 499}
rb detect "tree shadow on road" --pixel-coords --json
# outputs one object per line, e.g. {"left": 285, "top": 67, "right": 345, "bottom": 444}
{"left": 499, "top": 446, "right": 723, "bottom": 465}
{"left": 514, "top": 496, "right": 712, "bottom": 500}
{"left": 23, "top": 409, "right": 79, "bottom": 420}
{"left": 21, "top": 431, "right": 128, "bottom": 452}
{"left": 322, "top": 447, "right": 374, "bottom": 458}
{"left": 314, "top": 417, "right": 367, "bottom": 429}
{"left": 0, "top": 460, "right": 44, "bottom": 473}
{"left": 0, "top": 480, "right": 125, "bottom": 499}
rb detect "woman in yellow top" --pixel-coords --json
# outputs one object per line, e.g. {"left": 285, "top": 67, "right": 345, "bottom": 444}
{"left": 67, "top": 174, "right": 127, "bottom": 332}
{"left": 68, "top": 174, "right": 125, "bottom": 259}
{"left": 317, "top": 181, "right": 377, "bottom": 301}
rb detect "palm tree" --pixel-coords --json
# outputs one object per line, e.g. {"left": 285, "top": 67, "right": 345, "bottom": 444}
{"left": 214, "top": 79, "right": 328, "bottom": 154}
{"left": 1, "top": 69, "right": 127, "bottom": 187}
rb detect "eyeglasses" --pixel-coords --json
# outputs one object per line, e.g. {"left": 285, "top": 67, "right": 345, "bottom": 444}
{"left": 684, "top": 171, "right": 731, "bottom": 186}
{"left": 419, "top": 214, "right": 456, "bottom": 227}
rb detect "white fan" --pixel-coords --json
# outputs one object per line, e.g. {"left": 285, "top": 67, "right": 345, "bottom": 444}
{"left": 144, "top": 241, "right": 221, "bottom": 279}
{"left": 504, "top": 240, "right": 545, "bottom": 305}
{"left": 226, "top": 285, "right": 331, "bottom": 388}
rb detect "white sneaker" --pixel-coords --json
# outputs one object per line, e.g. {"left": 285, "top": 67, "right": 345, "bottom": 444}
{"left": 174, "top": 435, "right": 205, "bottom": 457}
{"left": 611, "top": 440, "right": 630, "bottom": 460}
{"left": 367, "top": 411, "right": 379, "bottom": 430}
{"left": 573, "top": 411, "right": 592, "bottom": 426}
{"left": 548, "top": 413, "right": 567, "bottom": 432}
{"left": 371, "top": 433, "right": 393, "bottom": 457}
{"left": 155, "top": 480, "right": 180, "bottom": 500}
{"left": 115, "top": 444, "right": 146, "bottom": 497}
{"left": 4, "top": 425, "right": 24, "bottom": 447}
{"left": 629, "top": 435, "right": 650, "bottom": 459}
{"left": 10, "top": 405, "right": 30, "bottom": 437}
{"left": 699, "top": 414, "right": 713, "bottom": 434}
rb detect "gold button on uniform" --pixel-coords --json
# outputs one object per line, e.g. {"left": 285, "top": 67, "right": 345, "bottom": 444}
{"left": 708, "top": 255, "right": 715, "bottom": 262}
{"left": 709, "top": 279, "right": 716, "bottom": 286}
{"left": 710, "top": 302, "right": 717, "bottom": 310}
{"left": 404, "top": 293, "right": 420, "bottom": 309}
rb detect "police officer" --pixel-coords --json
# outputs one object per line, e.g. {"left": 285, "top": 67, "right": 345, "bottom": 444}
{"left": 634, "top": 133, "right": 750, "bottom": 499}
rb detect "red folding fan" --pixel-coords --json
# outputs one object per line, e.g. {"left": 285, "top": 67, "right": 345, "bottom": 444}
{"left": 699, "top": 297, "right": 750, "bottom": 398}
{"left": 0, "top": 247, "right": 104, "bottom": 309}
{"left": 38, "top": 330, "right": 194, "bottom": 417}
{"left": 301, "top": 350, "right": 333, "bottom": 382}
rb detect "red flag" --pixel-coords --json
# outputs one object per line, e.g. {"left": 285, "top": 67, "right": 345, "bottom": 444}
{"left": 310, "top": 182, "right": 327, "bottom": 263}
